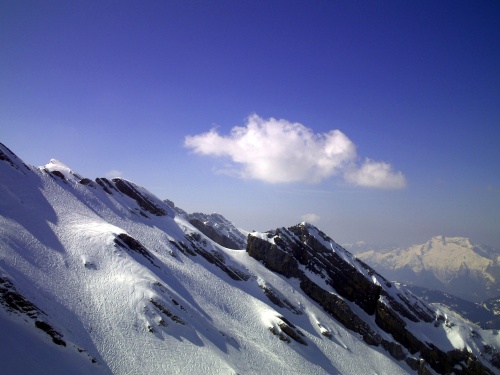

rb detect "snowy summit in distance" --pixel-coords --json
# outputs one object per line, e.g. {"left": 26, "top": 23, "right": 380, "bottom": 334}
{"left": 1, "top": 142, "right": 499, "bottom": 375}
{"left": 355, "top": 236, "right": 500, "bottom": 303}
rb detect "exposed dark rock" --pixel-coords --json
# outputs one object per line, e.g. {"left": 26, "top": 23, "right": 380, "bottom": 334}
{"left": 375, "top": 300, "right": 427, "bottom": 356}
{"left": 78, "top": 178, "right": 96, "bottom": 187}
{"left": 35, "top": 320, "right": 66, "bottom": 346}
{"left": 316, "top": 322, "right": 333, "bottom": 338}
{"left": 170, "top": 298, "right": 188, "bottom": 312}
{"left": 322, "top": 254, "right": 380, "bottom": 316}
{"left": 1, "top": 277, "right": 68, "bottom": 348}
{"left": 84, "top": 260, "right": 97, "bottom": 270}
{"left": 277, "top": 321, "right": 307, "bottom": 345}
{"left": 49, "top": 170, "right": 66, "bottom": 180}
{"left": 186, "top": 234, "right": 250, "bottom": 281}
{"left": 381, "top": 340, "right": 407, "bottom": 361}
{"left": 288, "top": 224, "right": 381, "bottom": 315}
{"left": 152, "top": 282, "right": 189, "bottom": 314}
{"left": 0, "top": 276, "right": 44, "bottom": 318}
{"left": 247, "top": 227, "right": 380, "bottom": 314}
{"left": 268, "top": 316, "right": 307, "bottom": 345}
{"left": 482, "top": 344, "right": 500, "bottom": 369}
{"left": 269, "top": 326, "right": 291, "bottom": 343}
{"left": 189, "top": 218, "right": 242, "bottom": 249}
{"left": 112, "top": 178, "right": 167, "bottom": 217}
{"left": 405, "top": 356, "right": 421, "bottom": 372}
{"left": 169, "top": 240, "right": 197, "bottom": 256}
{"left": 381, "top": 293, "right": 419, "bottom": 323}
{"left": 299, "top": 276, "right": 382, "bottom": 346}
{"left": 150, "top": 298, "right": 185, "bottom": 325}
{"left": 186, "top": 212, "right": 247, "bottom": 250}
{"left": 246, "top": 234, "right": 301, "bottom": 278}
{"left": 164, "top": 199, "right": 188, "bottom": 216}
{"left": 114, "top": 233, "right": 158, "bottom": 267}
{"left": 356, "top": 258, "right": 394, "bottom": 289}
{"left": 419, "top": 346, "right": 493, "bottom": 375}
{"left": 95, "top": 178, "right": 115, "bottom": 194}
{"left": 383, "top": 290, "right": 434, "bottom": 324}
{"left": 246, "top": 223, "right": 494, "bottom": 373}
{"left": 226, "top": 266, "right": 251, "bottom": 281}
{"left": 0, "top": 146, "right": 16, "bottom": 166}
{"left": 260, "top": 285, "right": 302, "bottom": 314}
{"left": 0, "top": 143, "right": 30, "bottom": 172}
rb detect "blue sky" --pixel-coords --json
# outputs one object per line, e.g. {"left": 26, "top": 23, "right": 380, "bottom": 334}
{"left": 2, "top": 1, "right": 499, "bottom": 247}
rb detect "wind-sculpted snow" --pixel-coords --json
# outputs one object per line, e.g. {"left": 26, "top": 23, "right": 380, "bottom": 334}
{"left": 1, "top": 143, "right": 500, "bottom": 374}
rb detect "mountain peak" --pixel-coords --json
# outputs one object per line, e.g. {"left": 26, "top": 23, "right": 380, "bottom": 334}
{"left": 43, "top": 159, "right": 82, "bottom": 181}
{"left": 430, "top": 235, "right": 474, "bottom": 249}
{"left": 357, "top": 236, "right": 499, "bottom": 302}
{"left": 1, "top": 142, "right": 499, "bottom": 374}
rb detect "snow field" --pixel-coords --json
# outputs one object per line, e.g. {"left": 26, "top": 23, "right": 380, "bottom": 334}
{"left": 1, "top": 151, "right": 499, "bottom": 374}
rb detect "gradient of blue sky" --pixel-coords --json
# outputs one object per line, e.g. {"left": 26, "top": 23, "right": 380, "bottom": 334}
{"left": 2, "top": 1, "right": 499, "bottom": 247}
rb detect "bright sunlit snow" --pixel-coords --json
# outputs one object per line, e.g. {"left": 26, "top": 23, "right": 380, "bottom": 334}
{"left": 1, "top": 144, "right": 499, "bottom": 374}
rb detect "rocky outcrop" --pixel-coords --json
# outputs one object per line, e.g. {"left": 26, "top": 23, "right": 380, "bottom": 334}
{"left": 0, "top": 276, "right": 44, "bottom": 319}
{"left": 269, "top": 316, "right": 307, "bottom": 345}
{"left": 35, "top": 320, "right": 66, "bottom": 346}
{"left": 150, "top": 298, "right": 185, "bottom": 325}
{"left": 247, "top": 234, "right": 301, "bottom": 278}
{"left": 299, "top": 276, "right": 382, "bottom": 346}
{"left": 189, "top": 218, "right": 241, "bottom": 249}
{"left": 187, "top": 212, "right": 247, "bottom": 250}
{"left": 78, "top": 177, "right": 96, "bottom": 187}
{"left": 2, "top": 141, "right": 498, "bottom": 374}
{"left": 246, "top": 223, "right": 493, "bottom": 374}
{"left": 259, "top": 284, "right": 302, "bottom": 315}
{"left": 112, "top": 178, "right": 167, "bottom": 217}
{"left": 0, "top": 143, "right": 30, "bottom": 172}
{"left": 183, "top": 233, "right": 250, "bottom": 281}
{"left": 93, "top": 178, "right": 169, "bottom": 217}
{"left": 114, "top": 233, "right": 158, "bottom": 267}
{"left": 0, "top": 276, "right": 99, "bottom": 359}
{"left": 95, "top": 177, "right": 116, "bottom": 194}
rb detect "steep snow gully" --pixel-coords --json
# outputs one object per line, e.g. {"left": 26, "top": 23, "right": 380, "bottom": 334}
{"left": 1, "top": 142, "right": 499, "bottom": 374}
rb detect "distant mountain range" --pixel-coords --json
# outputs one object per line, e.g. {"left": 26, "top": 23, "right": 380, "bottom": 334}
{"left": 1, "top": 142, "right": 499, "bottom": 374}
{"left": 350, "top": 236, "right": 500, "bottom": 303}
{"left": 396, "top": 285, "right": 500, "bottom": 330}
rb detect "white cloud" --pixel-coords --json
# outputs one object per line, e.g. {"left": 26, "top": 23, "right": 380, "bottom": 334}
{"left": 106, "top": 169, "right": 123, "bottom": 178}
{"left": 184, "top": 114, "right": 406, "bottom": 189}
{"left": 344, "top": 159, "right": 407, "bottom": 189}
{"left": 301, "top": 213, "right": 320, "bottom": 224}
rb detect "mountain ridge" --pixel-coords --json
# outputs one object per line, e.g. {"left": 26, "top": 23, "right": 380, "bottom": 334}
{"left": 354, "top": 236, "right": 500, "bottom": 303}
{"left": 1, "top": 142, "right": 499, "bottom": 374}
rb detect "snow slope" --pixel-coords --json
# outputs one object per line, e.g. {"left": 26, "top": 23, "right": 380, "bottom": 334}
{"left": 1, "top": 142, "right": 499, "bottom": 374}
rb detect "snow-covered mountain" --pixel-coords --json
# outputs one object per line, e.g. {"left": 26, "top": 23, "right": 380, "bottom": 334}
{"left": 1, "top": 142, "right": 499, "bottom": 374}
{"left": 355, "top": 236, "right": 500, "bottom": 303}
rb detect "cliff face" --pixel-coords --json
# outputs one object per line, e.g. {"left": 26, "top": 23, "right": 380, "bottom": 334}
{"left": 187, "top": 212, "right": 247, "bottom": 250}
{"left": 246, "top": 224, "right": 495, "bottom": 374}
{"left": 2, "top": 141, "right": 500, "bottom": 375}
